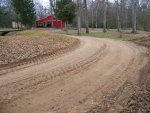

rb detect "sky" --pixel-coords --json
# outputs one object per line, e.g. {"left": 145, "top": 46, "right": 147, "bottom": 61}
{"left": 39, "top": 0, "right": 49, "bottom": 7}
{"left": 39, "top": 0, "right": 115, "bottom": 7}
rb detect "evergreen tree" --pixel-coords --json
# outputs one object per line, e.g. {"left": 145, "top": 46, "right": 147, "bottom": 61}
{"left": 55, "top": 0, "right": 76, "bottom": 34}
{"left": 11, "top": 0, "right": 36, "bottom": 28}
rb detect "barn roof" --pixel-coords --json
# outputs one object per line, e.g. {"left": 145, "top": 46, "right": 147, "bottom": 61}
{"left": 36, "top": 16, "right": 62, "bottom": 23}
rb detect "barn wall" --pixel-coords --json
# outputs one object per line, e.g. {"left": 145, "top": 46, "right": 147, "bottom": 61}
{"left": 36, "top": 16, "right": 65, "bottom": 28}
{"left": 52, "top": 21, "right": 65, "bottom": 28}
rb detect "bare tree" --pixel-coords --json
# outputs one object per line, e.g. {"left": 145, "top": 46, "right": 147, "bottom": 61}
{"left": 49, "top": 0, "right": 58, "bottom": 28}
{"left": 116, "top": 0, "right": 120, "bottom": 32}
{"left": 131, "top": 0, "right": 138, "bottom": 33}
{"left": 77, "top": 0, "right": 81, "bottom": 35}
{"left": 49, "top": 0, "right": 56, "bottom": 14}
{"left": 49, "top": 0, "right": 54, "bottom": 15}
{"left": 35, "top": 1, "right": 50, "bottom": 19}
{"left": 84, "top": 0, "right": 89, "bottom": 33}
{"left": 91, "top": 0, "right": 94, "bottom": 30}
{"left": 103, "top": 0, "right": 107, "bottom": 33}
{"left": 95, "top": 3, "right": 99, "bottom": 29}
{"left": 116, "top": 0, "right": 122, "bottom": 37}
{"left": 95, "top": 1, "right": 99, "bottom": 29}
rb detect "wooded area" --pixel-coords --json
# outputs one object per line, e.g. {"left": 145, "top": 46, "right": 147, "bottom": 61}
{"left": 0, "top": 0, "right": 150, "bottom": 34}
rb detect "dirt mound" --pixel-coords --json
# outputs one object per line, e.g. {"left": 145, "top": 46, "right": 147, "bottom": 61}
{"left": 0, "top": 32, "right": 79, "bottom": 69}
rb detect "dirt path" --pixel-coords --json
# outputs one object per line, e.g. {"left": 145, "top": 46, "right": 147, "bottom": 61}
{"left": 0, "top": 36, "right": 148, "bottom": 113}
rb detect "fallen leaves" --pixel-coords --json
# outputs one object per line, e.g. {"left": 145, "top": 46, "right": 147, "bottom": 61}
{"left": 0, "top": 31, "right": 78, "bottom": 66}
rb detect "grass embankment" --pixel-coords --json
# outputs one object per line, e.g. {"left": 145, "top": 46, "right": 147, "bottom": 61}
{"left": 0, "top": 30, "right": 79, "bottom": 67}
{"left": 64, "top": 29, "right": 150, "bottom": 41}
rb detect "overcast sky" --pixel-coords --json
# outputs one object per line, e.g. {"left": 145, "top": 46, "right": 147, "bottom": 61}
{"left": 39, "top": 0, "right": 49, "bottom": 7}
{"left": 39, "top": 0, "right": 115, "bottom": 7}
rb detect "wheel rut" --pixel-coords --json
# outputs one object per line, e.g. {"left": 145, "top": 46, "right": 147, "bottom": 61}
{"left": 0, "top": 36, "right": 148, "bottom": 113}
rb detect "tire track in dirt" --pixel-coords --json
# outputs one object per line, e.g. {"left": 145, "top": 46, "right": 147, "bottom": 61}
{"left": 0, "top": 41, "right": 106, "bottom": 103}
{"left": 0, "top": 37, "right": 107, "bottom": 104}
{"left": 0, "top": 36, "right": 148, "bottom": 113}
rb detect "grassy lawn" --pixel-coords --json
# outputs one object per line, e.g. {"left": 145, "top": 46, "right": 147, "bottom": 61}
{"left": 1, "top": 28, "right": 150, "bottom": 41}
{"left": 17, "top": 30, "right": 69, "bottom": 42}
{"left": 1, "top": 29, "right": 73, "bottom": 43}
{"left": 64, "top": 29, "right": 150, "bottom": 41}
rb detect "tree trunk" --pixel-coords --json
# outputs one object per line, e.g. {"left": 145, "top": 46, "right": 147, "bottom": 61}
{"left": 55, "top": 0, "right": 58, "bottom": 29}
{"left": 56, "top": 19, "right": 58, "bottom": 29}
{"left": 95, "top": 1, "right": 100, "bottom": 29}
{"left": 17, "top": 13, "right": 19, "bottom": 29}
{"left": 120, "top": 0, "right": 124, "bottom": 30}
{"left": 120, "top": 29, "right": 122, "bottom": 38}
{"left": 125, "top": 6, "right": 128, "bottom": 31}
{"left": 131, "top": 0, "right": 137, "bottom": 33}
{"left": 77, "top": 0, "right": 81, "bottom": 36}
{"left": 66, "top": 21, "right": 68, "bottom": 34}
{"left": 116, "top": 0, "right": 120, "bottom": 32}
{"left": 84, "top": 0, "right": 89, "bottom": 34}
{"left": 116, "top": 0, "right": 122, "bottom": 38}
{"left": 103, "top": 0, "right": 107, "bottom": 33}
{"left": 92, "top": 0, "right": 94, "bottom": 30}
{"left": 96, "top": 7, "right": 98, "bottom": 29}
{"left": 77, "top": 13, "right": 81, "bottom": 36}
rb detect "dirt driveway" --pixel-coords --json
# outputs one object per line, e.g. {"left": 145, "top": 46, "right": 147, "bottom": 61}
{"left": 0, "top": 36, "right": 148, "bottom": 113}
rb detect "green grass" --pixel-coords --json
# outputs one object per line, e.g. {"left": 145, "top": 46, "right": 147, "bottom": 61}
{"left": 17, "top": 30, "right": 49, "bottom": 37}
{"left": 18, "top": 30, "right": 37, "bottom": 36}
{"left": 3, "top": 29, "right": 149, "bottom": 41}
{"left": 64, "top": 29, "right": 150, "bottom": 41}
{"left": 18, "top": 30, "right": 64, "bottom": 38}
{"left": 83, "top": 31, "right": 119, "bottom": 39}
{"left": 0, "top": 30, "right": 72, "bottom": 43}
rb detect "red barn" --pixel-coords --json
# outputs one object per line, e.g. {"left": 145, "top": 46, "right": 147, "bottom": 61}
{"left": 36, "top": 16, "right": 65, "bottom": 28}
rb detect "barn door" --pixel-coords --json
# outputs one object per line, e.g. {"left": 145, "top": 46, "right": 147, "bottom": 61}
{"left": 47, "top": 21, "right": 52, "bottom": 27}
